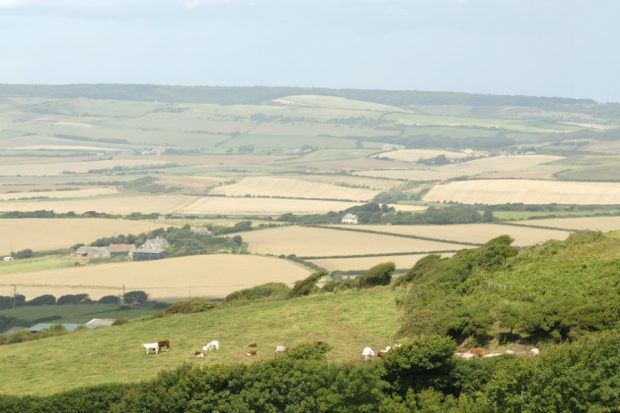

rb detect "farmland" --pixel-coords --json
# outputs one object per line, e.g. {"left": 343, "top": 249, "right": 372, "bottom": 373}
{"left": 0, "top": 286, "right": 399, "bottom": 395}
{"left": 0, "top": 254, "right": 311, "bottom": 301}
{"left": 310, "top": 253, "right": 454, "bottom": 271}
{"left": 0, "top": 218, "right": 163, "bottom": 255}
{"left": 239, "top": 225, "right": 466, "bottom": 257}
{"left": 510, "top": 216, "right": 620, "bottom": 231}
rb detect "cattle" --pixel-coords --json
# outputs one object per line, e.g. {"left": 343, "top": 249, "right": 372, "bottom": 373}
{"left": 381, "top": 346, "right": 392, "bottom": 354}
{"left": 377, "top": 351, "right": 385, "bottom": 359}
{"left": 483, "top": 352, "right": 503, "bottom": 358}
{"left": 455, "top": 352, "right": 476, "bottom": 360}
{"left": 504, "top": 350, "right": 515, "bottom": 355}
{"left": 248, "top": 343, "right": 257, "bottom": 348}
{"left": 275, "top": 345, "right": 286, "bottom": 354}
{"left": 143, "top": 342, "right": 159, "bottom": 354}
{"left": 2, "top": 257, "right": 13, "bottom": 262}
{"left": 158, "top": 340, "right": 171, "bottom": 350}
{"left": 393, "top": 344, "right": 402, "bottom": 349}
{"left": 245, "top": 350, "right": 257, "bottom": 357}
{"left": 202, "top": 340, "right": 220, "bottom": 352}
{"left": 361, "top": 346, "right": 375, "bottom": 361}
{"left": 195, "top": 351, "right": 206, "bottom": 358}
{"left": 530, "top": 348, "right": 540, "bottom": 356}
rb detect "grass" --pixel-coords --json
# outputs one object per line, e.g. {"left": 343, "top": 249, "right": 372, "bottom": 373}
{"left": 0, "top": 286, "right": 401, "bottom": 395}
{"left": 0, "top": 303, "right": 160, "bottom": 324}
{"left": 0, "top": 255, "right": 74, "bottom": 275}
{"left": 492, "top": 210, "right": 597, "bottom": 221}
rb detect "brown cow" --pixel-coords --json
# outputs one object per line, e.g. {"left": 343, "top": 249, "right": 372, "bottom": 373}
{"left": 194, "top": 351, "right": 206, "bottom": 358}
{"left": 245, "top": 351, "right": 257, "bottom": 357}
{"left": 158, "top": 340, "right": 171, "bottom": 350}
{"left": 248, "top": 343, "right": 257, "bottom": 348}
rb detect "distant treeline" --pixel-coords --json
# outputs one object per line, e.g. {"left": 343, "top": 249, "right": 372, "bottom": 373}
{"left": 0, "top": 84, "right": 596, "bottom": 108}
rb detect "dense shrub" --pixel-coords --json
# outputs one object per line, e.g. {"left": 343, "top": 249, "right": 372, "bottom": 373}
{"left": 322, "top": 278, "right": 357, "bottom": 292}
{"left": 26, "top": 294, "right": 56, "bottom": 306}
{"left": 223, "top": 282, "right": 290, "bottom": 304}
{"left": 288, "top": 271, "right": 327, "bottom": 298}
{"left": 57, "top": 294, "right": 90, "bottom": 305}
{"left": 285, "top": 342, "right": 332, "bottom": 361}
{"left": 98, "top": 295, "right": 120, "bottom": 304}
{"left": 123, "top": 291, "right": 148, "bottom": 305}
{"left": 357, "top": 262, "right": 395, "bottom": 288}
{"left": 11, "top": 249, "right": 33, "bottom": 259}
{"left": 163, "top": 298, "right": 218, "bottom": 315}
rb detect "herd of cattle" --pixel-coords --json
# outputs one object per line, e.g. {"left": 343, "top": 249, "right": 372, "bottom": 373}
{"left": 142, "top": 340, "right": 540, "bottom": 361}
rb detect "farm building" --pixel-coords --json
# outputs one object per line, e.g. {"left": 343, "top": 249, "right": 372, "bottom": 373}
{"left": 108, "top": 243, "right": 135, "bottom": 257}
{"left": 341, "top": 213, "right": 358, "bottom": 224}
{"left": 75, "top": 246, "right": 110, "bottom": 258}
{"left": 131, "top": 237, "right": 168, "bottom": 261}
{"left": 85, "top": 318, "right": 116, "bottom": 329}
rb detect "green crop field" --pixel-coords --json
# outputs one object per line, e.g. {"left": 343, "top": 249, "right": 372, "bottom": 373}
{"left": 0, "top": 287, "right": 400, "bottom": 395}
{"left": 0, "top": 303, "right": 160, "bottom": 325}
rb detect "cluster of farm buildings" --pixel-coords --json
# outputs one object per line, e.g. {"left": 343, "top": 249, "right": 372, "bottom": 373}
{"left": 75, "top": 237, "right": 168, "bottom": 261}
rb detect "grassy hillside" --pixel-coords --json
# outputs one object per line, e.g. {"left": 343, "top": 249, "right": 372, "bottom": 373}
{"left": 0, "top": 287, "right": 400, "bottom": 395}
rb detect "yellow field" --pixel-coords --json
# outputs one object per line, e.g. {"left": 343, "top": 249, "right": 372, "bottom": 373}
{"left": 210, "top": 176, "right": 380, "bottom": 201}
{"left": 310, "top": 253, "right": 454, "bottom": 271}
{"left": 423, "top": 179, "right": 620, "bottom": 205}
{"left": 329, "top": 224, "right": 571, "bottom": 247}
{"left": 239, "top": 226, "right": 465, "bottom": 257}
{"left": 512, "top": 216, "right": 620, "bottom": 232}
{"left": 0, "top": 218, "right": 163, "bottom": 255}
{"left": 0, "top": 159, "right": 171, "bottom": 176}
{"left": 374, "top": 149, "right": 473, "bottom": 162}
{"left": 355, "top": 169, "right": 464, "bottom": 181}
{"left": 286, "top": 174, "right": 401, "bottom": 191}
{"left": 0, "top": 195, "right": 197, "bottom": 214}
{"left": 180, "top": 197, "right": 361, "bottom": 215}
{"left": 0, "top": 254, "right": 310, "bottom": 300}
{"left": 0, "top": 187, "right": 118, "bottom": 201}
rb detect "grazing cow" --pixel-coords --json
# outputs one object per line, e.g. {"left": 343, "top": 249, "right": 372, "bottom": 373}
{"left": 530, "top": 348, "right": 540, "bottom": 356}
{"left": 195, "top": 351, "right": 206, "bottom": 358}
{"left": 3, "top": 257, "right": 14, "bottom": 262}
{"left": 361, "top": 347, "right": 375, "bottom": 362}
{"left": 143, "top": 342, "right": 159, "bottom": 354}
{"left": 455, "top": 352, "right": 476, "bottom": 360}
{"left": 483, "top": 352, "right": 502, "bottom": 358}
{"left": 158, "top": 340, "right": 171, "bottom": 350}
{"left": 381, "top": 346, "right": 392, "bottom": 354}
{"left": 504, "top": 350, "right": 515, "bottom": 355}
{"left": 245, "top": 350, "right": 257, "bottom": 357}
{"left": 275, "top": 345, "right": 286, "bottom": 354}
{"left": 202, "top": 340, "right": 220, "bottom": 352}
{"left": 248, "top": 343, "right": 257, "bottom": 348}
{"left": 393, "top": 344, "right": 402, "bottom": 349}
{"left": 377, "top": 351, "right": 385, "bottom": 359}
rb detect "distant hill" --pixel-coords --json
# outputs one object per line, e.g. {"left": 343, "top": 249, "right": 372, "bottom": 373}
{"left": 0, "top": 84, "right": 597, "bottom": 108}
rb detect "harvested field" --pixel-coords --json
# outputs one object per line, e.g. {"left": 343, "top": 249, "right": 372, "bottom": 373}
{"left": 211, "top": 176, "right": 379, "bottom": 201}
{"left": 512, "top": 216, "right": 620, "bottom": 232}
{"left": 424, "top": 179, "right": 620, "bottom": 205}
{"left": 180, "top": 197, "right": 361, "bottom": 215}
{"left": 0, "top": 254, "right": 311, "bottom": 300}
{"left": 310, "top": 253, "right": 454, "bottom": 271}
{"left": 239, "top": 226, "right": 465, "bottom": 257}
{"left": 288, "top": 175, "right": 401, "bottom": 191}
{"left": 0, "top": 218, "right": 162, "bottom": 255}
{"left": 329, "top": 224, "right": 571, "bottom": 247}
{"left": 0, "top": 159, "right": 172, "bottom": 176}
{"left": 374, "top": 149, "right": 472, "bottom": 162}
{"left": 0, "top": 187, "right": 118, "bottom": 201}
{"left": 0, "top": 195, "right": 197, "bottom": 215}
{"left": 355, "top": 169, "right": 464, "bottom": 181}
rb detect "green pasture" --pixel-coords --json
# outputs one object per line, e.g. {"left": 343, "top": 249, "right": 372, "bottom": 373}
{"left": 0, "top": 303, "right": 159, "bottom": 325}
{"left": 0, "top": 256, "right": 74, "bottom": 276}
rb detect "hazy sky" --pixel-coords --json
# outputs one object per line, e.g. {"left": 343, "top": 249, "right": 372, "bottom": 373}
{"left": 1, "top": 0, "right": 618, "bottom": 102}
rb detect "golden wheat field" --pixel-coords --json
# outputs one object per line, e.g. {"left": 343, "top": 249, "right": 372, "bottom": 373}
{"left": 329, "top": 224, "right": 572, "bottom": 247}
{"left": 310, "top": 253, "right": 455, "bottom": 271}
{"left": 511, "top": 216, "right": 620, "bottom": 231}
{"left": 374, "top": 149, "right": 472, "bottom": 162}
{"left": 0, "top": 254, "right": 311, "bottom": 300}
{"left": 180, "top": 197, "right": 361, "bottom": 215}
{"left": 0, "top": 218, "right": 164, "bottom": 255}
{"left": 239, "top": 226, "right": 465, "bottom": 257}
{"left": 289, "top": 174, "right": 401, "bottom": 191}
{"left": 0, "top": 159, "right": 172, "bottom": 176}
{"left": 0, "top": 195, "right": 197, "bottom": 215}
{"left": 423, "top": 179, "right": 620, "bottom": 205}
{"left": 210, "top": 176, "right": 380, "bottom": 201}
{"left": 0, "top": 187, "right": 118, "bottom": 201}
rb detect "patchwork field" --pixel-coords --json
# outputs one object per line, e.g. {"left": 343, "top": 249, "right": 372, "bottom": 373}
{"left": 374, "top": 149, "right": 473, "bottom": 162}
{"left": 329, "top": 224, "right": 572, "bottom": 247}
{"left": 239, "top": 226, "right": 465, "bottom": 257}
{"left": 0, "top": 159, "right": 172, "bottom": 176}
{"left": 179, "top": 197, "right": 362, "bottom": 215}
{"left": 210, "top": 176, "right": 379, "bottom": 201}
{"left": 0, "top": 195, "right": 197, "bottom": 214}
{"left": 512, "top": 216, "right": 620, "bottom": 232}
{"left": 423, "top": 179, "right": 620, "bottom": 205}
{"left": 0, "top": 218, "right": 163, "bottom": 255}
{"left": 0, "top": 287, "right": 399, "bottom": 395}
{"left": 0, "top": 254, "right": 311, "bottom": 300}
{"left": 0, "top": 186, "right": 118, "bottom": 201}
{"left": 310, "top": 253, "right": 454, "bottom": 271}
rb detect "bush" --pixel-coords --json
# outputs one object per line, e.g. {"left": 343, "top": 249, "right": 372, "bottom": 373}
{"left": 57, "top": 294, "right": 90, "bottom": 305}
{"left": 163, "top": 298, "right": 217, "bottom": 315}
{"left": 322, "top": 278, "right": 357, "bottom": 292}
{"left": 224, "top": 282, "right": 290, "bottom": 304}
{"left": 123, "top": 291, "right": 148, "bottom": 305}
{"left": 357, "top": 262, "right": 395, "bottom": 288}
{"left": 26, "top": 294, "right": 56, "bottom": 306}
{"left": 98, "top": 295, "right": 120, "bottom": 304}
{"left": 11, "top": 249, "right": 33, "bottom": 259}
{"left": 285, "top": 342, "right": 332, "bottom": 361}
{"left": 288, "top": 271, "right": 327, "bottom": 298}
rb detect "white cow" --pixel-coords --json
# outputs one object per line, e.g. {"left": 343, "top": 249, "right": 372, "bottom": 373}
{"left": 2, "top": 257, "right": 13, "bottom": 262}
{"left": 143, "top": 342, "right": 159, "bottom": 354}
{"left": 504, "top": 350, "right": 515, "bottom": 355}
{"left": 203, "top": 340, "right": 220, "bottom": 352}
{"left": 530, "top": 348, "right": 540, "bottom": 356}
{"left": 275, "top": 345, "right": 286, "bottom": 354}
{"left": 361, "top": 346, "right": 375, "bottom": 361}
{"left": 381, "top": 346, "right": 392, "bottom": 354}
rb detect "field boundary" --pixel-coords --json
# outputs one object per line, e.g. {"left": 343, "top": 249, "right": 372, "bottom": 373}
{"left": 310, "top": 224, "right": 482, "bottom": 247}
{"left": 495, "top": 222, "right": 578, "bottom": 232}
{"left": 301, "top": 250, "right": 459, "bottom": 260}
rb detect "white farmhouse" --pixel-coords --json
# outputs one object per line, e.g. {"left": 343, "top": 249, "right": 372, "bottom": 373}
{"left": 341, "top": 213, "right": 358, "bottom": 224}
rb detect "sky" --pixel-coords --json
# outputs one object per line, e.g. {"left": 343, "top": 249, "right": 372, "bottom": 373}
{"left": 0, "top": 0, "right": 619, "bottom": 102}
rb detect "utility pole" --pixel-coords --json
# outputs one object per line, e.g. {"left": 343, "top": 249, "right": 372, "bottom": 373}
{"left": 11, "top": 285, "right": 17, "bottom": 309}
{"left": 121, "top": 284, "right": 126, "bottom": 305}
